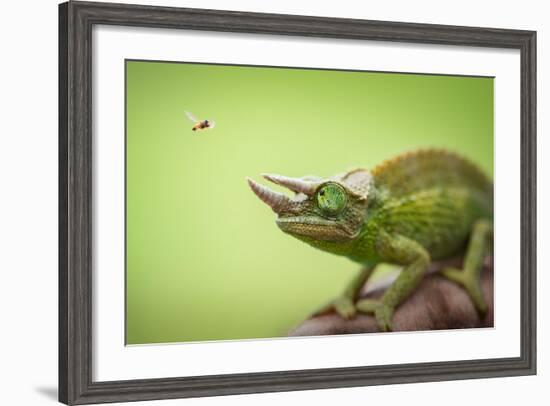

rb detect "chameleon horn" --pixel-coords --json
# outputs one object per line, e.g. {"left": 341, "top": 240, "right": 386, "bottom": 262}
{"left": 247, "top": 177, "right": 291, "bottom": 213}
{"left": 262, "top": 173, "right": 318, "bottom": 196}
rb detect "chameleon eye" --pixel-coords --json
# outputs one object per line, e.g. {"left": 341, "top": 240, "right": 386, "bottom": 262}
{"left": 316, "top": 183, "right": 347, "bottom": 216}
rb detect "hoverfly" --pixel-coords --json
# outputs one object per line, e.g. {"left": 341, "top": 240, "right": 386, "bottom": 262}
{"left": 185, "top": 111, "right": 216, "bottom": 132}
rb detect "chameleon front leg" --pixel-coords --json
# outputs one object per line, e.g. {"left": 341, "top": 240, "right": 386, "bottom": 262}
{"left": 356, "top": 231, "right": 430, "bottom": 332}
{"left": 312, "top": 264, "right": 375, "bottom": 319}
{"left": 441, "top": 219, "right": 492, "bottom": 317}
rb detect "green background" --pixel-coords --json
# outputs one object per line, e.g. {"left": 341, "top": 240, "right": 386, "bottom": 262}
{"left": 126, "top": 60, "right": 493, "bottom": 345}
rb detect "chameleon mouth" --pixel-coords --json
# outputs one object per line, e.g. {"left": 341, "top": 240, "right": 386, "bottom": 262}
{"left": 276, "top": 217, "right": 356, "bottom": 241}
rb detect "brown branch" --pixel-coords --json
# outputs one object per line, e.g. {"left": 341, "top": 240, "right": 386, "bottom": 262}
{"left": 289, "top": 260, "right": 493, "bottom": 336}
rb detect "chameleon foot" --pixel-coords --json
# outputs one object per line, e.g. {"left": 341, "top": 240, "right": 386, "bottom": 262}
{"left": 356, "top": 299, "right": 394, "bottom": 332}
{"left": 442, "top": 267, "right": 487, "bottom": 317}
{"left": 441, "top": 219, "right": 491, "bottom": 318}
{"left": 312, "top": 296, "right": 357, "bottom": 319}
{"left": 311, "top": 266, "right": 375, "bottom": 320}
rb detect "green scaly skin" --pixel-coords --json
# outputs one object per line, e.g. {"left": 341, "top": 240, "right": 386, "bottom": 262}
{"left": 247, "top": 149, "right": 493, "bottom": 332}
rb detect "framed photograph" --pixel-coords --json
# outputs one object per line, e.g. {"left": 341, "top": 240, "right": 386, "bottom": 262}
{"left": 59, "top": 1, "right": 536, "bottom": 404}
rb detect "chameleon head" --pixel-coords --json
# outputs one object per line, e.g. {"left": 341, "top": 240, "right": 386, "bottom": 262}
{"left": 246, "top": 169, "right": 372, "bottom": 244}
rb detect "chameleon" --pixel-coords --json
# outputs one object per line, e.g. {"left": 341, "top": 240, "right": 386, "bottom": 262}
{"left": 247, "top": 149, "right": 493, "bottom": 332}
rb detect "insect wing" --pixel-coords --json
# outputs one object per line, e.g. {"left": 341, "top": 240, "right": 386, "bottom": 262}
{"left": 185, "top": 111, "right": 198, "bottom": 123}
{"left": 208, "top": 120, "right": 216, "bottom": 129}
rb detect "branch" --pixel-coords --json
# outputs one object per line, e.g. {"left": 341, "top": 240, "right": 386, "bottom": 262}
{"left": 289, "top": 259, "right": 493, "bottom": 336}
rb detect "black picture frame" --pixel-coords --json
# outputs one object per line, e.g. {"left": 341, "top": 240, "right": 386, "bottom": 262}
{"left": 59, "top": 1, "right": 537, "bottom": 404}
